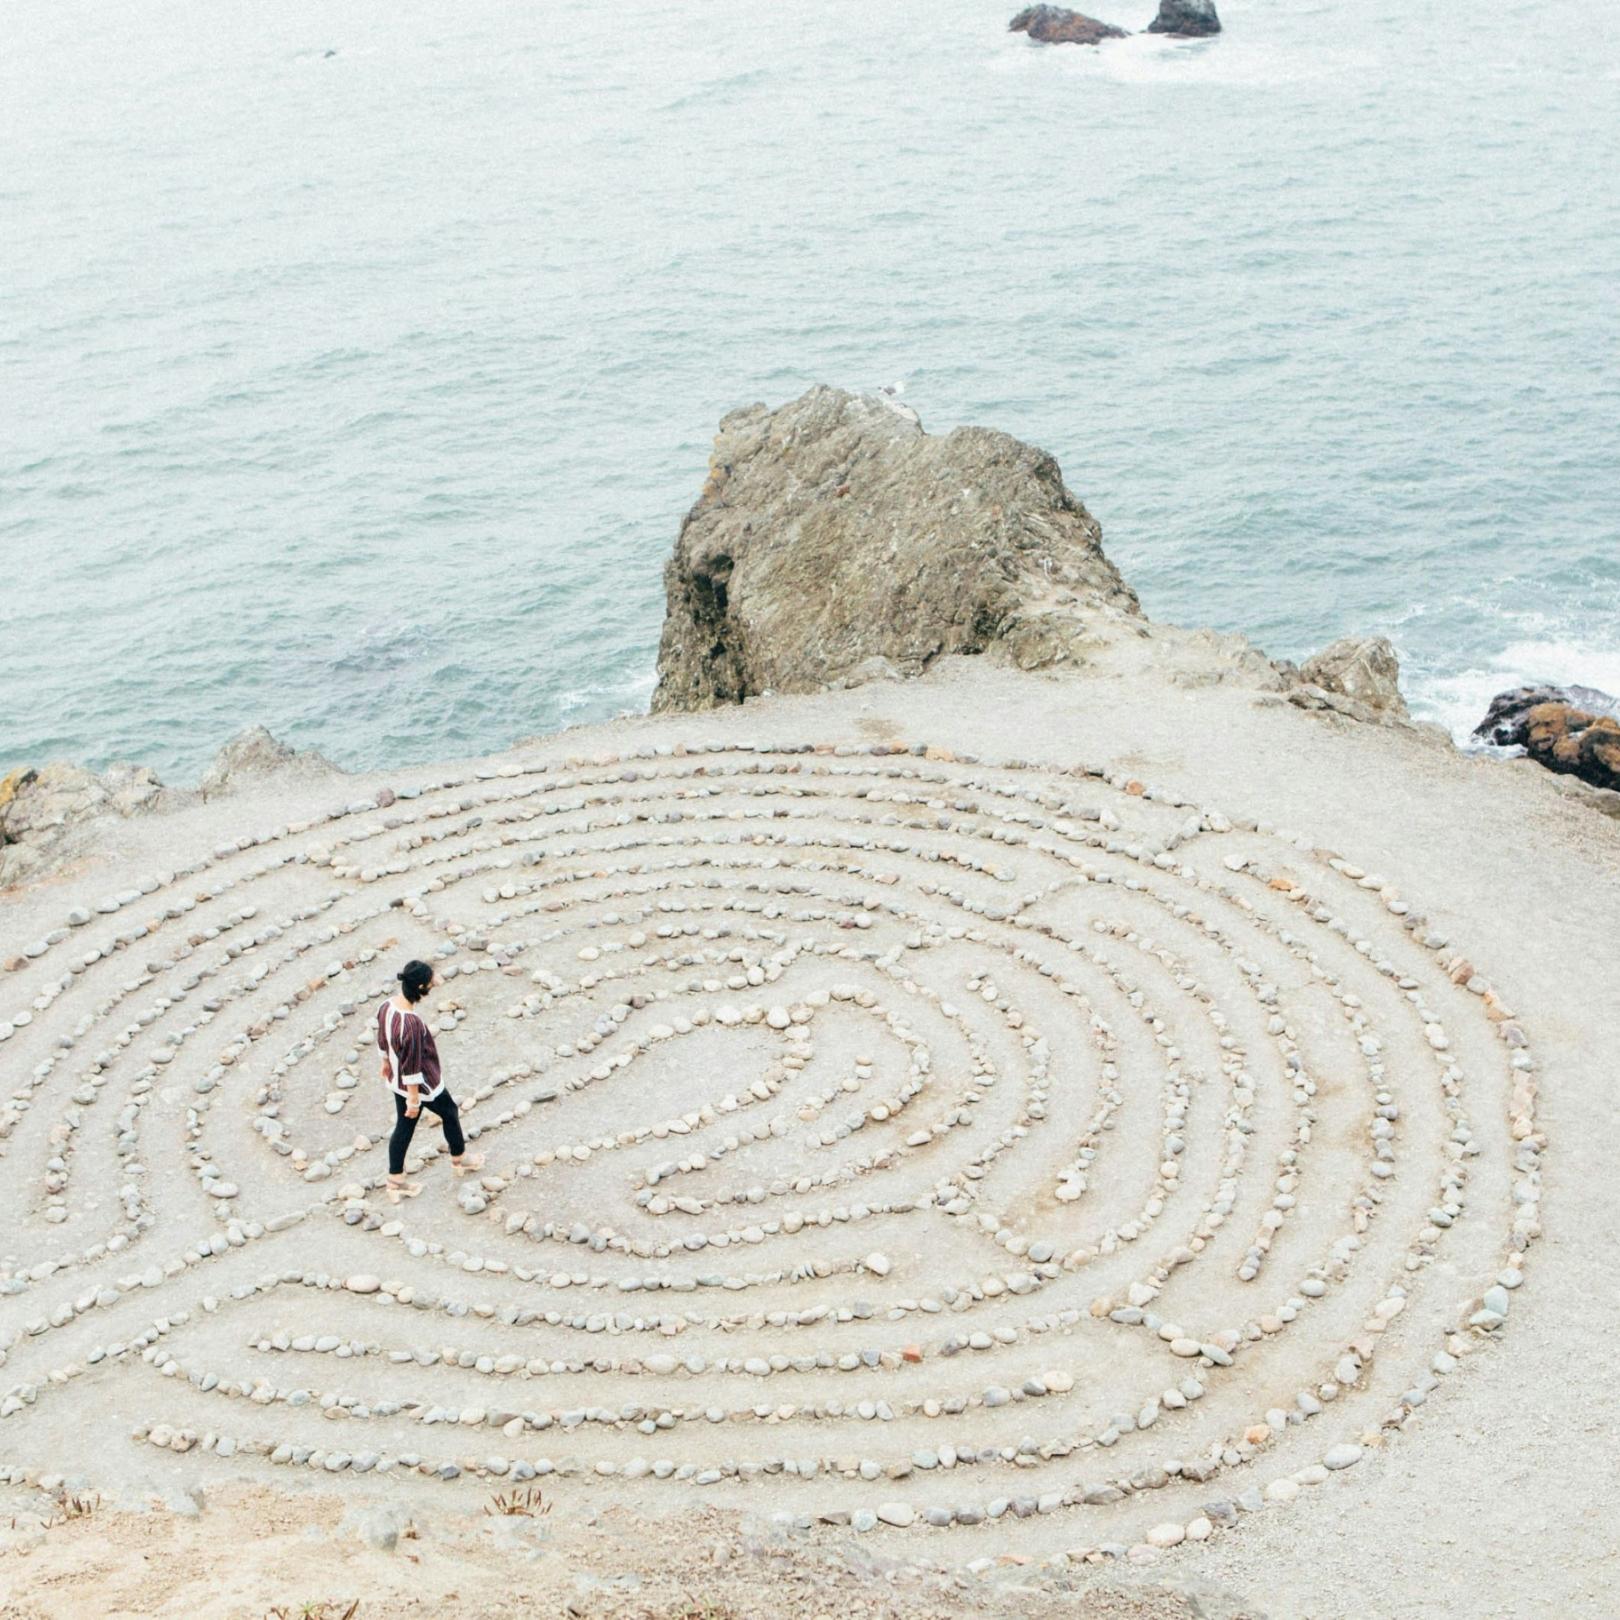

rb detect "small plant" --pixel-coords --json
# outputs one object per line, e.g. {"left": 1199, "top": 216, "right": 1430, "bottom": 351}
{"left": 262, "top": 1602, "right": 360, "bottom": 1620}
{"left": 484, "top": 1484, "right": 551, "bottom": 1518}
{"left": 23, "top": 1491, "right": 101, "bottom": 1531}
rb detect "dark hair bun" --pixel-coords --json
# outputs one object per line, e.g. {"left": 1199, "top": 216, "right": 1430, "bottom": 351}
{"left": 398, "top": 959, "right": 434, "bottom": 1003}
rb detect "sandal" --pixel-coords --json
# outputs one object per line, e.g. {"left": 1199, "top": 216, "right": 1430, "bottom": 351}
{"left": 451, "top": 1154, "right": 485, "bottom": 1177}
{"left": 386, "top": 1179, "right": 423, "bottom": 1204}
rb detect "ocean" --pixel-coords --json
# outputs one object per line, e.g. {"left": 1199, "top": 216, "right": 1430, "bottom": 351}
{"left": 2, "top": 0, "right": 1616, "bottom": 783}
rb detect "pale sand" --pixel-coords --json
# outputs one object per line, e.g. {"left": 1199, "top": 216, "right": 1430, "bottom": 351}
{"left": 1, "top": 634, "right": 1615, "bottom": 1619}
{"left": 0, "top": 1483, "right": 1250, "bottom": 1620}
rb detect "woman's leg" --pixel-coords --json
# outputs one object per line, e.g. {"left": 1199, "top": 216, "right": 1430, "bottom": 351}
{"left": 425, "top": 1091, "right": 465, "bottom": 1158}
{"left": 427, "top": 1091, "right": 482, "bottom": 1171}
{"left": 388, "top": 1091, "right": 420, "bottom": 1176}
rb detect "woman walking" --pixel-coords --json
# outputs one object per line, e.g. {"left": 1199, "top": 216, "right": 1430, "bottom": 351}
{"left": 377, "top": 958, "right": 482, "bottom": 1202}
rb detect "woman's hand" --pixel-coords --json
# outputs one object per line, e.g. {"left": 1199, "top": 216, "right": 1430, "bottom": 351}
{"left": 379, "top": 1060, "right": 391, "bottom": 1082}
{"left": 405, "top": 1087, "right": 421, "bottom": 1119}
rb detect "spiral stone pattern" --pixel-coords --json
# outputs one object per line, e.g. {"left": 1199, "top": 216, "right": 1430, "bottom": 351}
{"left": 0, "top": 739, "right": 1542, "bottom": 1565}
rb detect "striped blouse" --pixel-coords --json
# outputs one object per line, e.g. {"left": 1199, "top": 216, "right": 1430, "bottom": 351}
{"left": 376, "top": 999, "right": 444, "bottom": 1100}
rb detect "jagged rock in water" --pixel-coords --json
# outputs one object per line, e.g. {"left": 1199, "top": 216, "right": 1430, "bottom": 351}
{"left": 1474, "top": 684, "right": 1620, "bottom": 746}
{"left": 0, "top": 761, "right": 166, "bottom": 888}
{"left": 1146, "top": 0, "right": 1222, "bottom": 37}
{"left": 1475, "top": 690, "right": 1620, "bottom": 794}
{"left": 1298, "top": 635, "right": 1408, "bottom": 718}
{"left": 652, "top": 386, "right": 1142, "bottom": 713}
{"left": 199, "top": 725, "right": 335, "bottom": 799}
{"left": 1008, "top": 6, "right": 1129, "bottom": 46}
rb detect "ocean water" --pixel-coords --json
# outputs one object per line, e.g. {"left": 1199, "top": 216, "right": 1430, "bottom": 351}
{"left": 2, "top": 0, "right": 1616, "bottom": 783}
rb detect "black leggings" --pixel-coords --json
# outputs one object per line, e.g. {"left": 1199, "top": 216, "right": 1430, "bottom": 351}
{"left": 388, "top": 1089, "right": 465, "bottom": 1174}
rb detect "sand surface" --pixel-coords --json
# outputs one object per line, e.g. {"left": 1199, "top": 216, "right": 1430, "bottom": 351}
{"left": 2, "top": 634, "right": 1615, "bottom": 1619}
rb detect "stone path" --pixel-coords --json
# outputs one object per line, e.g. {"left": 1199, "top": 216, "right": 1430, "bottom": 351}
{"left": 0, "top": 737, "right": 1542, "bottom": 1571}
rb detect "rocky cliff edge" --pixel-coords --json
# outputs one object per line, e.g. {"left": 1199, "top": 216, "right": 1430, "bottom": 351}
{"left": 653, "top": 386, "right": 1144, "bottom": 711}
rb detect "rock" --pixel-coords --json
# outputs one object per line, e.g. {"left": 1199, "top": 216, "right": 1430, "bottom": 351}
{"left": 346, "top": 1274, "right": 382, "bottom": 1294}
{"left": 1474, "top": 684, "right": 1619, "bottom": 746}
{"left": 652, "top": 386, "right": 1140, "bottom": 712}
{"left": 0, "top": 761, "right": 167, "bottom": 888}
{"left": 1298, "top": 636, "right": 1408, "bottom": 718}
{"left": 1008, "top": 6, "right": 1129, "bottom": 46}
{"left": 199, "top": 726, "right": 337, "bottom": 799}
{"left": 876, "top": 1501, "right": 915, "bottom": 1527}
{"left": 1146, "top": 0, "right": 1222, "bottom": 37}
{"left": 352, "top": 1505, "right": 409, "bottom": 1551}
{"left": 1474, "top": 690, "right": 1620, "bottom": 795}
{"left": 1323, "top": 1443, "right": 1363, "bottom": 1470}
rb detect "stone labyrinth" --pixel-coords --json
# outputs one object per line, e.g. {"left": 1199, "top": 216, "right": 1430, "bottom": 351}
{"left": 0, "top": 740, "right": 1542, "bottom": 1564}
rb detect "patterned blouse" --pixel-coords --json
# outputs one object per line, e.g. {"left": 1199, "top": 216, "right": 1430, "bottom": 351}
{"left": 376, "top": 999, "right": 444, "bottom": 1100}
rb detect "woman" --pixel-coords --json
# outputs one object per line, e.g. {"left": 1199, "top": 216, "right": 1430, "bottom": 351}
{"left": 377, "top": 958, "right": 482, "bottom": 1201}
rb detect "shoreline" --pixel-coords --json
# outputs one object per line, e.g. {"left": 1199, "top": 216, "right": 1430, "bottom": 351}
{"left": 4, "top": 610, "right": 1615, "bottom": 902}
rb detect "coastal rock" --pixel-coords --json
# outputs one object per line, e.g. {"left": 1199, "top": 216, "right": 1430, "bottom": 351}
{"left": 1298, "top": 636, "right": 1408, "bottom": 718}
{"left": 0, "top": 761, "right": 166, "bottom": 890}
{"left": 1146, "top": 0, "right": 1222, "bottom": 37}
{"left": 1009, "top": 6, "right": 1129, "bottom": 45}
{"left": 1480, "top": 697, "right": 1620, "bottom": 795}
{"left": 653, "top": 386, "right": 1141, "bottom": 712}
{"left": 1473, "top": 684, "right": 1620, "bottom": 747}
{"left": 199, "top": 726, "right": 336, "bottom": 799}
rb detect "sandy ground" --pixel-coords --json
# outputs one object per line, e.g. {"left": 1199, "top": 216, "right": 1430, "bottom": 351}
{"left": 1, "top": 626, "right": 1616, "bottom": 1619}
{"left": 0, "top": 1484, "right": 1258, "bottom": 1620}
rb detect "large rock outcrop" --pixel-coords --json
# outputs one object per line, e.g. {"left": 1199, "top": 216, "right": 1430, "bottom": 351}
{"left": 0, "top": 761, "right": 165, "bottom": 889}
{"left": 0, "top": 726, "right": 338, "bottom": 888}
{"left": 1298, "top": 635, "right": 1409, "bottom": 719}
{"left": 1474, "top": 688, "right": 1620, "bottom": 794}
{"left": 1009, "top": 6, "right": 1129, "bottom": 46}
{"left": 652, "top": 387, "right": 1142, "bottom": 713}
{"left": 1146, "top": 0, "right": 1222, "bottom": 36}
{"left": 199, "top": 725, "right": 335, "bottom": 799}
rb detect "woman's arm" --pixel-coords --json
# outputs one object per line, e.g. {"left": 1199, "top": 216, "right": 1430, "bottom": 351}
{"left": 399, "top": 1017, "right": 427, "bottom": 1115}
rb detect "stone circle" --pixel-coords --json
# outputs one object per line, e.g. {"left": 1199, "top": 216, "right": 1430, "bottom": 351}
{"left": 0, "top": 739, "right": 1542, "bottom": 1567}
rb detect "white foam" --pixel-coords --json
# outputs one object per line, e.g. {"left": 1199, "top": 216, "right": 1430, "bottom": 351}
{"left": 1411, "top": 639, "right": 1620, "bottom": 746}
{"left": 993, "top": 18, "right": 1360, "bottom": 91}
{"left": 555, "top": 666, "right": 658, "bottom": 721}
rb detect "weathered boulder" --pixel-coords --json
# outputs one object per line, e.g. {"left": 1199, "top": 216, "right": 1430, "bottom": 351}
{"left": 652, "top": 386, "right": 1142, "bottom": 712}
{"left": 1476, "top": 694, "right": 1620, "bottom": 794}
{"left": 1009, "top": 6, "right": 1129, "bottom": 46}
{"left": 1473, "top": 684, "right": 1620, "bottom": 747}
{"left": 1298, "top": 636, "right": 1408, "bottom": 718}
{"left": 1146, "top": 0, "right": 1222, "bottom": 37}
{"left": 199, "top": 725, "right": 335, "bottom": 799}
{"left": 0, "top": 761, "right": 166, "bottom": 889}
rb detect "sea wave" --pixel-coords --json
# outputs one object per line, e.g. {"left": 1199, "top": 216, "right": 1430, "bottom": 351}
{"left": 1409, "top": 638, "right": 1620, "bottom": 746}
